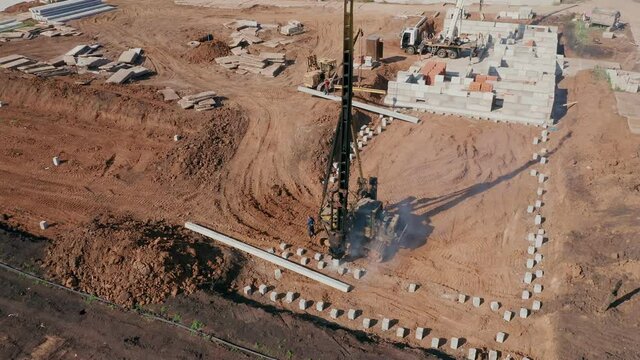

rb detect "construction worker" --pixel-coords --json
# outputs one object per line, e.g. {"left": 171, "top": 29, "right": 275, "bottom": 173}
{"left": 306, "top": 216, "right": 315, "bottom": 238}
{"left": 323, "top": 78, "right": 330, "bottom": 95}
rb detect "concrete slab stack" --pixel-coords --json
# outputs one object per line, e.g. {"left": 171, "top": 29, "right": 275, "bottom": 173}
{"left": 606, "top": 69, "right": 640, "bottom": 93}
{"left": 30, "top": 0, "right": 116, "bottom": 23}
{"left": 384, "top": 23, "right": 559, "bottom": 126}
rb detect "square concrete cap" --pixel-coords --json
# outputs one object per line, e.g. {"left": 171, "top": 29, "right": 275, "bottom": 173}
{"left": 431, "top": 337, "right": 441, "bottom": 348}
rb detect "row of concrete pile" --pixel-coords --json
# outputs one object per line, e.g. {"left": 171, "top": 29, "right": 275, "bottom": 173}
{"left": 0, "top": 22, "right": 82, "bottom": 42}
{"left": 30, "top": 0, "right": 116, "bottom": 23}
{"left": 215, "top": 52, "right": 286, "bottom": 77}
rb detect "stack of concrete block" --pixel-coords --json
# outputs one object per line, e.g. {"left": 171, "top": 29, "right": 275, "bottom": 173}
{"left": 606, "top": 69, "right": 640, "bottom": 93}
{"left": 118, "top": 48, "right": 143, "bottom": 64}
{"left": 30, "top": 0, "right": 116, "bottom": 23}
{"left": 0, "top": 54, "right": 70, "bottom": 77}
{"left": 177, "top": 91, "right": 218, "bottom": 111}
{"left": 499, "top": 7, "right": 534, "bottom": 20}
{"left": 106, "top": 66, "right": 151, "bottom": 84}
{"left": 443, "top": 19, "right": 525, "bottom": 41}
{"left": 280, "top": 20, "right": 304, "bottom": 36}
{"left": 215, "top": 52, "right": 285, "bottom": 77}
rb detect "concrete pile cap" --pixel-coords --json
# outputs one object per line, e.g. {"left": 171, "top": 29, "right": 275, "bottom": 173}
{"left": 496, "top": 332, "right": 507, "bottom": 343}
{"left": 296, "top": 248, "right": 306, "bottom": 256}
{"left": 300, "top": 257, "right": 309, "bottom": 265}
{"left": 347, "top": 309, "right": 358, "bottom": 320}
{"left": 490, "top": 301, "right": 500, "bottom": 311}
{"left": 362, "top": 318, "right": 373, "bottom": 329}
{"left": 450, "top": 337, "right": 460, "bottom": 349}
{"left": 258, "top": 284, "right": 267, "bottom": 294}
{"left": 503, "top": 310, "right": 513, "bottom": 321}
{"left": 430, "top": 337, "right": 441, "bottom": 348}
{"left": 330, "top": 308, "right": 340, "bottom": 319}
{"left": 408, "top": 283, "right": 418, "bottom": 292}
{"left": 316, "top": 301, "right": 326, "bottom": 311}
{"left": 396, "top": 327, "right": 406, "bottom": 338}
{"left": 243, "top": 285, "right": 253, "bottom": 295}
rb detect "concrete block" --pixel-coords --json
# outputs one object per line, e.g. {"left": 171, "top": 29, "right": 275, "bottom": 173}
{"left": 538, "top": 228, "right": 546, "bottom": 234}
{"left": 540, "top": 156, "right": 548, "bottom": 164}
{"left": 527, "top": 205, "right": 534, "bottom": 214}
{"left": 313, "top": 252, "right": 323, "bottom": 261}
{"left": 526, "top": 258, "right": 535, "bottom": 269}
{"left": 488, "top": 350, "right": 499, "bottom": 360}
{"left": 332, "top": 259, "right": 341, "bottom": 267}
{"left": 396, "top": 327, "right": 407, "bottom": 338}
{"left": 524, "top": 272, "right": 534, "bottom": 284}
{"left": 490, "top": 301, "right": 500, "bottom": 311}
{"left": 408, "top": 283, "right": 418, "bottom": 293}
{"left": 415, "top": 327, "right": 425, "bottom": 340}
{"left": 535, "top": 235, "right": 544, "bottom": 248}
{"left": 468, "top": 348, "right": 478, "bottom": 360}
{"left": 532, "top": 153, "right": 539, "bottom": 161}
{"left": 279, "top": 242, "right": 289, "bottom": 251}
{"left": 317, "top": 261, "right": 326, "bottom": 269}
{"left": 362, "top": 318, "right": 373, "bottom": 329}
{"left": 534, "top": 284, "right": 543, "bottom": 293}
{"left": 472, "top": 296, "right": 482, "bottom": 307}
{"left": 527, "top": 233, "right": 535, "bottom": 242}
{"left": 533, "top": 137, "right": 539, "bottom": 145}
{"left": 520, "top": 308, "right": 529, "bottom": 318}
{"left": 299, "top": 298, "right": 310, "bottom": 310}
{"left": 347, "top": 309, "right": 359, "bottom": 320}
{"left": 269, "top": 291, "right": 279, "bottom": 302}
{"left": 353, "top": 269, "right": 365, "bottom": 279}
{"left": 538, "top": 174, "right": 546, "bottom": 184}
{"left": 296, "top": 248, "right": 306, "bottom": 256}
{"left": 330, "top": 308, "right": 340, "bottom": 319}
{"left": 431, "top": 337, "right": 441, "bottom": 348}
{"left": 535, "top": 200, "right": 543, "bottom": 208}
{"left": 503, "top": 310, "right": 513, "bottom": 321}
{"left": 534, "top": 214, "right": 543, "bottom": 225}
{"left": 285, "top": 291, "right": 296, "bottom": 303}
{"left": 450, "top": 337, "right": 460, "bottom": 349}
{"left": 274, "top": 268, "right": 282, "bottom": 280}
{"left": 258, "top": 284, "right": 268, "bottom": 295}
{"left": 300, "top": 257, "right": 309, "bottom": 265}
{"left": 535, "top": 269, "right": 544, "bottom": 278}
{"left": 532, "top": 300, "right": 542, "bottom": 311}
{"left": 39, "top": 221, "right": 48, "bottom": 230}
{"left": 528, "top": 246, "right": 536, "bottom": 255}
{"left": 496, "top": 331, "right": 507, "bottom": 343}
{"left": 337, "top": 267, "right": 347, "bottom": 275}
{"left": 458, "top": 294, "right": 467, "bottom": 303}
{"left": 316, "top": 301, "right": 326, "bottom": 311}
{"left": 535, "top": 253, "right": 543, "bottom": 262}
{"left": 381, "top": 318, "right": 391, "bottom": 331}
{"left": 52, "top": 156, "right": 61, "bottom": 166}
{"left": 537, "top": 188, "right": 544, "bottom": 196}
{"left": 243, "top": 285, "right": 253, "bottom": 295}
{"left": 530, "top": 169, "right": 538, "bottom": 176}
{"left": 522, "top": 290, "right": 531, "bottom": 300}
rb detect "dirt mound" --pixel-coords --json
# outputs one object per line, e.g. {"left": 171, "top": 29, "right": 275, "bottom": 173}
{"left": 44, "top": 214, "right": 229, "bottom": 307}
{"left": 183, "top": 40, "right": 231, "bottom": 64}
{"left": 2, "top": 1, "right": 37, "bottom": 13}
{"left": 160, "top": 105, "right": 249, "bottom": 184}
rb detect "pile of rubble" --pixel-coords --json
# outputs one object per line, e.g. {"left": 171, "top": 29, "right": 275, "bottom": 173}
{"left": 0, "top": 22, "right": 82, "bottom": 42}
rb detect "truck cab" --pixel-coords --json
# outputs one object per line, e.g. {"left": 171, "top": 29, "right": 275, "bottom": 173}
{"left": 401, "top": 28, "right": 420, "bottom": 54}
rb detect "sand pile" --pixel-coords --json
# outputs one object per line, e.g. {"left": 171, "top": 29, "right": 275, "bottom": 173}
{"left": 44, "top": 214, "right": 228, "bottom": 307}
{"left": 184, "top": 40, "right": 231, "bottom": 64}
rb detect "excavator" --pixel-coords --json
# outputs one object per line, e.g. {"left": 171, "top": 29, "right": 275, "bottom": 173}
{"left": 316, "top": 0, "right": 405, "bottom": 261}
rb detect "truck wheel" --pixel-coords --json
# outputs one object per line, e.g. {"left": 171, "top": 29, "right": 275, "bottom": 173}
{"left": 448, "top": 49, "right": 458, "bottom": 59}
{"left": 406, "top": 46, "right": 416, "bottom": 55}
{"left": 436, "top": 48, "right": 447, "bottom": 58}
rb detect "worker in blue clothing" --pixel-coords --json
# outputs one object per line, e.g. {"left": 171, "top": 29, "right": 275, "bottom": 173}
{"left": 306, "top": 216, "right": 315, "bottom": 238}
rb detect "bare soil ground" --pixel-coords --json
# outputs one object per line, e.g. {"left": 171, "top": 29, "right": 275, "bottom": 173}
{"left": 1, "top": 0, "right": 639, "bottom": 359}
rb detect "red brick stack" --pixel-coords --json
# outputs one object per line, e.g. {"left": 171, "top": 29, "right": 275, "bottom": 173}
{"left": 420, "top": 61, "right": 447, "bottom": 85}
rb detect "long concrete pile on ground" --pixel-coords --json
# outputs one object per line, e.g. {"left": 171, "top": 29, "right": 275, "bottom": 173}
{"left": 0, "top": 54, "right": 70, "bottom": 77}
{"left": 384, "top": 24, "right": 559, "bottom": 126}
{"left": 215, "top": 52, "right": 286, "bottom": 77}
{"left": 606, "top": 69, "right": 640, "bottom": 93}
{"left": 0, "top": 19, "right": 22, "bottom": 33}
{"left": 30, "top": 0, "right": 116, "bottom": 23}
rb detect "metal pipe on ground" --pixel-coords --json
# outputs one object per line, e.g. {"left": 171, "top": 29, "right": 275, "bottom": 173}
{"left": 184, "top": 222, "right": 353, "bottom": 293}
